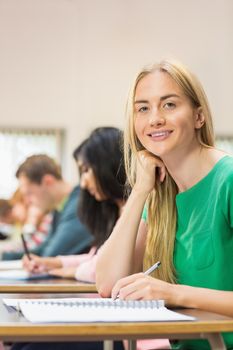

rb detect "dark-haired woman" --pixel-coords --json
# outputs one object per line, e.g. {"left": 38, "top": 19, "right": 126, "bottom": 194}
{"left": 23, "top": 127, "right": 126, "bottom": 283}
{"left": 14, "top": 127, "right": 126, "bottom": 350}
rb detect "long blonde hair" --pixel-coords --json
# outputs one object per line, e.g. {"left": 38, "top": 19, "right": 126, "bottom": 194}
{"left": 124, "top": 59, "right": 215, "bottom": 283}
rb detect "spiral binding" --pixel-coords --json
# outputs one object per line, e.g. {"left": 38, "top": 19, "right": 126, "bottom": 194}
{"left": 26, "top": 299, "right": 164, "bottom": 309}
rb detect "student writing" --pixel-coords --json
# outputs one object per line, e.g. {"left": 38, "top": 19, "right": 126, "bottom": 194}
{"left": 22, "top": 127, "right": 127, "bottom": 284}
{"left": 15, "top": 127, "right": 128, "bottom": 350}
{"left": 2, "top": 155, "right": 93, "bottom": 260}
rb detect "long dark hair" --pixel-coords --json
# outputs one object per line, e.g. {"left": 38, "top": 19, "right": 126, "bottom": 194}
{"left": 73, "top": 127, "right": 127, "bottom": 248}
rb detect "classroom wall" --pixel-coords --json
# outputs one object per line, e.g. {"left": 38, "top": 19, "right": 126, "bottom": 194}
{"left": 0, "top": 0, "right": 232, "bottom": 183}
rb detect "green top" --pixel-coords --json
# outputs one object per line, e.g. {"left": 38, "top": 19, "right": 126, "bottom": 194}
{"left": 143, "top": 156, "right": 233, "bottom": 350}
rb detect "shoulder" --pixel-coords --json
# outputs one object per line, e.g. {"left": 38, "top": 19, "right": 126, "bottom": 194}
{"left": 68, "top": 185, "right": 80, "bottom": 201}
{"left": 213, "top": 156, "right": 233, "bottom": 197}
{"left": 211, "top": 156, "right": 233, "bottom": 183}
{"left": 60, "top": 186, "right": 80, "bottom": 219}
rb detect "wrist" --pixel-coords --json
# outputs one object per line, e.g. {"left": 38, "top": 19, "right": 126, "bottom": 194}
{"left": 161, "top": 283, "right": 188, "bottom": 307}
{"left": 132, "top": 186, "right": 151, "bottom": 198}
{"left": 53, "top": 257, "right": 62, "bottom": 268}
{"left": 162, "top": 283, "right": 178, "bottom": 306}
{"left": 171, "top": 284, "right": 196, "bottom": 308}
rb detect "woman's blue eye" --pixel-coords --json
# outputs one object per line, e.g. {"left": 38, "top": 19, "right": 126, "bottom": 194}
{"left": 138, "top": 106, "right": 148, "bottom": 113}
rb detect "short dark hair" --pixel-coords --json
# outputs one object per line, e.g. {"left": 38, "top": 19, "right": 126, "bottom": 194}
{"left": 73, "top": 127, "right": 128, "bottom": 247}
{"left": 16, "top": 154, "right": 62, "bottom": 184}
{"left": 0, "top": 199, "right": 12, "bottom": 218}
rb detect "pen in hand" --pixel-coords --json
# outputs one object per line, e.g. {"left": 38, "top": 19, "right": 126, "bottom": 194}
{"left": 21, "top": 233, "right": 31, "bottom": 261}
{"left": 144, "top": 261, "right": 161, "bottom": 275}
{"left": 114, "top": 261, "right": 161, "bottom": 299}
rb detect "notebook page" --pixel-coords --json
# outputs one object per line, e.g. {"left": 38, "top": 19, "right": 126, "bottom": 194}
{"left": 0, "top": 270, "right": 52, "bottom": 280}
{"left": 15, "top": 298, "right": 195, "bottom": 323}
{"left": 0, "top": 260, "right": 22, "bottom": 270}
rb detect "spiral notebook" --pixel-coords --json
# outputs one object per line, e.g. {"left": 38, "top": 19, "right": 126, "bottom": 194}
{"left": 0, "top": 270, "right": 53, "bottom": 280}
{"left": 3, "top": 297, "right": 195, "bottom": 323}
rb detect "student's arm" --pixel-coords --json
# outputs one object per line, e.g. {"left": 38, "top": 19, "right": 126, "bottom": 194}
{"left": 96, "top": 191, "right": 148, "bottom": 297}
{"left": 74, "top": 253, "right": 97, "bottom": 283}
{"left": 176, "top": 285, "right": 233, "bottom": 317}
{"left": 59, "top": 247, "right": 97, "bottom": 268}
{"left": 96, "top": 151, "right": 166, "bottom": 297}
{"left": 111, "top": 273, "right": 233, "bottom": 317}
{"left": 23, "top": 249, "right": 96, "bottom": 274}
{"left": 49, "top": 250, "right": 97, "bottom": 282}
{"left": 22, "top": 254, "right": 62, "bottom": 273}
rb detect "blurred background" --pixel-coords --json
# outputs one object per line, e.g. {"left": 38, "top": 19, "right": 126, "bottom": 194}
{"left": 0, "top": 0, "right": 232, "bottom": 197}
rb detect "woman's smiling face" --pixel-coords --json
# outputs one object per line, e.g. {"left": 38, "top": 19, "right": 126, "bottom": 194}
{"left": 134, "top": 70, "right": 204, "bottom": 160}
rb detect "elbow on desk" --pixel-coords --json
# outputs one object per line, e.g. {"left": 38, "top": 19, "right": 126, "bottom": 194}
{"left": 98, "top": 287, "right": 111, "bottom": 299}
{"left": 95, "top": 259, "right": 115, "bottom": 298}
{"left": 95, "top": 276, "right": 113, "bottom": 298}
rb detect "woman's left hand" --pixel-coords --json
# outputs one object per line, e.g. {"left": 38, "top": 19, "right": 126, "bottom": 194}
{"left": 48, "top": 267, "right": 76, "bottom": 279}
{"left": 111, "top": 273, "right": 174, "bottom": 304}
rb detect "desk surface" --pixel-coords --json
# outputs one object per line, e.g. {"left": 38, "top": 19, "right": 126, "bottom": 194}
{"left": 0, "top": 293, "right": 232, "bottom": 343}
{"left": 0, "top": 279, "right": 97, "bottom": 293}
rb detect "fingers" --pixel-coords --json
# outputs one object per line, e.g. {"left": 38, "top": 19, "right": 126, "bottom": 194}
{"left": 111, "top": 274, "right": 163, "bottom": 301}
{"left": 111, "top": 273, "right": 144, "bottom": 300}
{"left": 33, "top": 264, "right": 46, "bottom": 273}
{"left": 28, "top": 262, "right": 44, "bottom": 273}
{"left": 22, "top": 254, "right": 30, "bottom": 268}
{"left": 138, "top": 151, "right": 166, "bottom": 184}
{"left": 26, "top": 262, "right": 39, "bottom": 273}
{"left": 22, "top": 253, "right": 36, "bottom": 266}
{"left": 121, "top": 286, "right": 150, "bottom": 300}
{"left": 159, "top": 164, "right": 166, "bottom": 182}
{"left": 23, "top": 255, "right": 46, "bottom": 273}
{"left": 22, "top": 254, "right": 36, "bottom": 272}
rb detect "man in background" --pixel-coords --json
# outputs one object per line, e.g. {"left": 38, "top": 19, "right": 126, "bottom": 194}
{"left": 2, "top": 154, "right": 93, "bottom": 260}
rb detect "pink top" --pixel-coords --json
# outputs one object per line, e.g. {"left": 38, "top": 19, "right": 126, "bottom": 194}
{"left": 59, "top": 246, "right": 97, "bottom": 283}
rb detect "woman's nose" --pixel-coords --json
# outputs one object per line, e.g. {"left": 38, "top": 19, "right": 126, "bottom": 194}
{"left": 149, "top": 109, "right": 165, "bottom": 126}
{"left": 80, "top": 175, "right": 87, "bottom": 189}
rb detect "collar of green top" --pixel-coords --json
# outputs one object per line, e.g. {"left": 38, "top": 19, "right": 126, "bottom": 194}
{"left": 56, "top": 196, "right": 69, "bottom": 212}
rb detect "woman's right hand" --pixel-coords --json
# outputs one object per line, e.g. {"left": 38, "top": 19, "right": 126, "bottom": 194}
{"left": 134, "top": 150, "right": 166, "bottom": 194}
{"left": 22, "top": 254, "right": 62, "bottom": 273}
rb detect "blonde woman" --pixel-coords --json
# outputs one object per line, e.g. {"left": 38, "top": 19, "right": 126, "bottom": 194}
{"left": 96, "top": 60, "right": 233, "bottom": 350}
